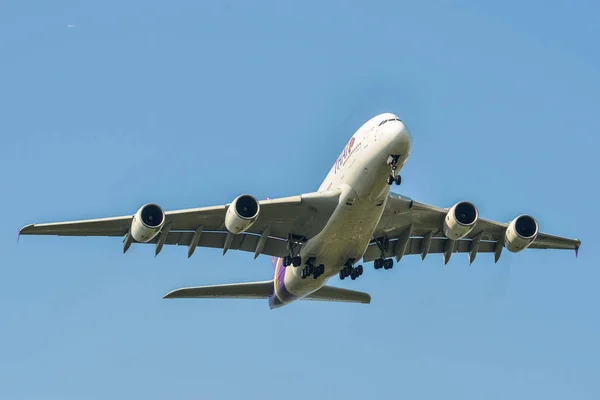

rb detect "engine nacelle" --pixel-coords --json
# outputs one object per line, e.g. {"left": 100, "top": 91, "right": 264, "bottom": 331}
{"left": 505, "top": 215, "right": 538, "bottom": 253}
{"left": 443, "top": 201, "right": 479, "bottom": 240}
{"left": 130, "top": 204, "right": 165, "bottom": 243}
{"left": 225, "top": 194, "right": 260, "bottom": 234}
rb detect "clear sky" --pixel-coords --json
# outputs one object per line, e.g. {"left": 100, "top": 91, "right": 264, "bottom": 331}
{"left": 1, "top": 1, "right": 599, "bottom": 399}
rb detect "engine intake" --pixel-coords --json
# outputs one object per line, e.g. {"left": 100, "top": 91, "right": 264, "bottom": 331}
{"left": 444, "top": 201, "right": 479, "bottom": 240}
{"left": 131, "top": 204, "right": 165, "bottom": 242}
{"left": 505, "top": 215, "right": 538, "bottom": 252}
{"left": 225, "top": 194, "right": 260, "bottom": 234}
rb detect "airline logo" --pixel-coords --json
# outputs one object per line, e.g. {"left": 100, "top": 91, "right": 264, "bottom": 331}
{"left": 335, "top": 136, "right": 359, "bottom": 173}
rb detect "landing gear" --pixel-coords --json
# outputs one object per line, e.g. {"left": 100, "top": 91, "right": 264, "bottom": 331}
{"left": 301, "top": 258, "right": 325, "bottom": 279}
{"left": 339, "top": 261, "right": 363, "bottom": 280}
{"left": 374, "top": 258, "right": 394, "bottom": 270}
{"left": 386, "top": 155, "right": 402, "bottom": 186}
{"left": 283, "top": 255, "right": 302, "bottom": 267}
{"left": 373, "top": 237, "right": 394, "bottom": 270}
{"left": 284, "top": 234, "right": 305, "bottom": 268}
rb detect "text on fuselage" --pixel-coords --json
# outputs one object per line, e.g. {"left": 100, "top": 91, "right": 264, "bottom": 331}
{"left": 334, "top": 137, "right": 362, "bottom": 174}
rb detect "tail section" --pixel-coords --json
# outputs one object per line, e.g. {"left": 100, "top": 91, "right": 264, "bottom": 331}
{"left": 164, "top": 281, "right": 370, "bottom": 305}
{"left": 164, "top": 256, "right": 371, "bottom": 307}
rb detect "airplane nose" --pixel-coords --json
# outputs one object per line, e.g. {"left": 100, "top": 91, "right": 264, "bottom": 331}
{"left": 386, "top": 121, "right": 412, "bottom": 155}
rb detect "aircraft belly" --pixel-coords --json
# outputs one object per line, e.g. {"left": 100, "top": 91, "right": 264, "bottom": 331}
{"left": 283, "top": 207, "right": 382, "bottom": 300}
{"left": 282, "top": 141, "right": 405, "bottom": 304}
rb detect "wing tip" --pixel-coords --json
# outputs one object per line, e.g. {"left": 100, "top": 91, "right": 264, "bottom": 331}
{"left": 19, "top": 224, "right": 34, "bottom": 233}
{"left": 575, "top": 240, "right": 581, "bottom": 258}
{"left": 18, "top": 224, "right": 34, "bottom": 241}
{"left": 163, "top": 289, "right": 179, "bottom": 299}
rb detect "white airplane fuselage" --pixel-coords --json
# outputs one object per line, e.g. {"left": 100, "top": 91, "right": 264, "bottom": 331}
{"left": 270, "top": 113, "right": 412, "bottom": 308}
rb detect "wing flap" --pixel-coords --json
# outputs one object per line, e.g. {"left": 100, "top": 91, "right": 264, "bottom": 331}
{"left": 363, "top": 234, "right": 580, "bottom": 263}
{"left": 142, "top": 231, "right": 288, "bottom": 258}
{"left": 363, "top": 237, "right": 497, "bottom": 262}
{"left": 163, "top": 280, "right": 273, "bottom": 299}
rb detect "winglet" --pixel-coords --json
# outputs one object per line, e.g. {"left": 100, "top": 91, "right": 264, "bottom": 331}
{"left": 575, "top": 239, "right": 581, "bottom": 258}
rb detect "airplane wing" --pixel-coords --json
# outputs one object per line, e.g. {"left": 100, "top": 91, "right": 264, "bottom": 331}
{"left": 366, "top": 192, "right": 581, "bottom": 264}
{"left": 19, "top": 189, "right": 342, "bottom": 259}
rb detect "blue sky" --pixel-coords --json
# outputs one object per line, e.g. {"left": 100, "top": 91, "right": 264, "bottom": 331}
{"left": 1, "top": 1, "right": 599, "bottom": 399}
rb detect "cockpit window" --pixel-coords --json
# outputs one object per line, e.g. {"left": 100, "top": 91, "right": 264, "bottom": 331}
{"left": 378, "top": 118, "right": 402, "bottom": 126}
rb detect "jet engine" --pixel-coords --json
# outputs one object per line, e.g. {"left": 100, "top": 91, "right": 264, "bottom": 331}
{"left": 130, "top": 204, "right": 166, "bottom": 242}
{"left": 443, "top": 201, "right": 479, "bottom": 240}
{"left": 504, "top": 215, "right": 538, "bottom": 252}
{"left": 225, "top": 194, "right": 260, "bottom": 234}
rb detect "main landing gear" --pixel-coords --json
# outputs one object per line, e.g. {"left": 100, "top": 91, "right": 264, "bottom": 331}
{"left": 386, "top": 155, "right": 402, "bottom": 186}
{"left": 374, "top": 257, "right": 394, "bottom": 270}
{"left": 339, "top": 260, "right": 364, "bottom": 280}
{"left": 283, "top": 255, "right": 302, "bottom": 268}
{"left": 283, "top": 234, "right": 304, "bottom": 268}
{"left": 374, "top": 237, "right": 394, "bottom": 270}
{"left": 301, "top": 258, "right": 325, "bottom": 279}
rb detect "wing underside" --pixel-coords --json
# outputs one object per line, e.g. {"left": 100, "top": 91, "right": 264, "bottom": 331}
{"left": 18, "top": 190, "right": 580, "bottom": 264}
{"left": 18, "top": 190, "right": 342, "bottom": 259}
{"left": 367, "top": 193, "right": 581, "bottom": 264}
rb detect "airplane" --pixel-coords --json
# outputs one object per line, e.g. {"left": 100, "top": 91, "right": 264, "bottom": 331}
{"left": 19, "top": 113, "right": 581, "bottom": 309}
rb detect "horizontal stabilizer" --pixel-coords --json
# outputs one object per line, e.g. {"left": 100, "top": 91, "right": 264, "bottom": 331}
{"left": 304, "top": 285, "right": 371, "bottom": 304}
{"left": 164, "top": 280, "right": 273, "bottom": 299}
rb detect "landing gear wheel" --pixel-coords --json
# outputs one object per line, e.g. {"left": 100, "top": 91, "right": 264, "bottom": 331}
{"left": 395, "top": 175, "right": 402, "bottom": 185}
{"left": 374, "top": 258, "right": 382, "bottom": 270}
{"left": 292, "top": 256, "right": 301, "bottom": 267}
{"left": 387, "top": 175, "right": 394, "bottom": 185}
{"left": 283, "top": 256, "right": 291, "bottom": 267}
{"left": 384, "top": 259, "right": 394, "bottom": 269}
{"left": 339, "top": 270, "right": 345, "bottom": 280}
{"left": 357, "top": 265, "right": 364, "bottom": 275}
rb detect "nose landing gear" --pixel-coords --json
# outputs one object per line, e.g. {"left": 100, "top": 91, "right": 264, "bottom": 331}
{"left": 387, "top": 155, "right": 402, "bottom": 186}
